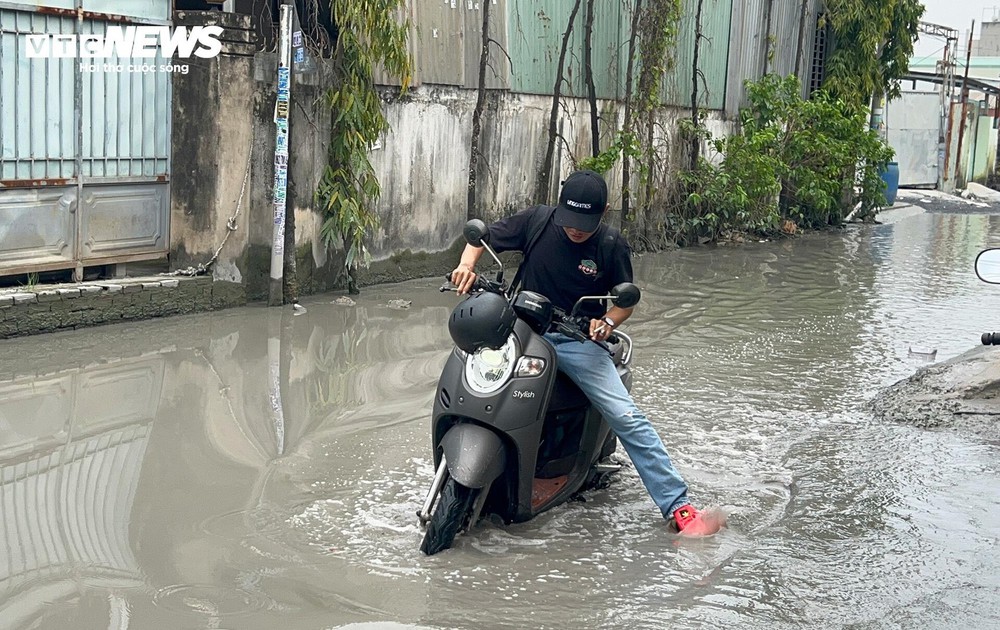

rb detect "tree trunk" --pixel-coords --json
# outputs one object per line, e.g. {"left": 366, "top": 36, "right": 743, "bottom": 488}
{"left": 536, "top": 0, "right": 584, "bottom": 204}
{"left": 763, "top": 0, "right": 774, "bottom": 76}
{"left": 344, "top": 236, "right": 359, "bottom": 294}
{"left": 620, "top": 0, "right": 643, "bottom": 234}
{"left": 689, "top": 0, "right": 705, "bottom": 172}
{"left": 584, "top": 0, "right": 599, "bottom": 158}
{"left": 794, "top": 0, "right": 808, "bottom": 78}
{"left": 467, "top": 0, "right": 492, "bottom": 220}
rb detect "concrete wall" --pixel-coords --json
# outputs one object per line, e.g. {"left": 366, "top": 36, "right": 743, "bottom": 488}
{"left": 170, "top": 12, "right": 342, "bottom": 303}
{"left": 974, "top": 22, "right": 1000, "bottom": 56}
{"left": 170, "top": 12, "right": 259, "bottom": 288}
{"left": 367, "top": 87, "right": 733, "bottom": 260}
{"left": 170, "top": 13, "right": 733, "bottom": 301}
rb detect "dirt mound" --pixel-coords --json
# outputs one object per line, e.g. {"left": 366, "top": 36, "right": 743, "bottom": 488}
{"left": 871, "top": 346, "right": 1000, "bottom": 442}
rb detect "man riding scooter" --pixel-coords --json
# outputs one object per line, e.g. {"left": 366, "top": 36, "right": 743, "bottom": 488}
{"left": 450, "top": 170, "right": 725, "bottom": 536}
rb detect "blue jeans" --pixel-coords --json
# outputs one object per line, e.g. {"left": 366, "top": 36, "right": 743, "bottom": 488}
{"left": 544, "top": 333, "right": 691, "bottom": 518}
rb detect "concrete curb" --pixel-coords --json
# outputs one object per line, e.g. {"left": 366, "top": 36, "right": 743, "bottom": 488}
{"left": 0, "top": 276, "right": 246, "bottom": 339}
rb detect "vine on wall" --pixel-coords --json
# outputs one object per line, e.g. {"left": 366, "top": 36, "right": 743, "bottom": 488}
{"left": 316, "top": 1, "right": 411, "bottom": 294}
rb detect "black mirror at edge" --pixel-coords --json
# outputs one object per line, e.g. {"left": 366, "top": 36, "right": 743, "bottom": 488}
{"left": 464, "top": 220, "right": 490, "bottom": 247}
{"left": 611, "top": 283, "right": 641, "bottom": 308}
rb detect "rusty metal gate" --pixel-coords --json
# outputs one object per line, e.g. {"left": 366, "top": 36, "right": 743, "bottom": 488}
{"left": 0, "top": 0, "right": 171, "bottom": 280}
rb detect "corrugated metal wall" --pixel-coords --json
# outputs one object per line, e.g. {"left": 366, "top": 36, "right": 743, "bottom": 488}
{"left": 375, "top": 0, "right": 512, "bottom": 90}
{"left": 464, "top": 0, "right": 510, "bottom": 90}
{"left": 395, "top": 0, "right": 777, "bottom": 113}
{"left": 725, "top": 0, "right": 770, "bottom": 114}
{"left": 766, "top": 0, "right": 823, "bottom": 85}
{"left": 414, "top": 0, "right": 465, "bottom": 86}
{"left": 381, "top": 1, "right": 835, "bottom": 114}
{"left": 505, "top": 0, "right": 579, "bottom": 96}
{"left": 503, "top": 0, "right": 627, "bottom": 100}
{"left": 662, "top": 0, "right": 733, "bottom": 110}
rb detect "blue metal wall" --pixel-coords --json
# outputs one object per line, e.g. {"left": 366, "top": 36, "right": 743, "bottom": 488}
{"left": 80, "top": 18, "right": 171, "bottom": 179}
{"left": 0, "top": 8, "right": 171, "bottom": 182}
{"left": 502, "top": 0, "right": 733, "bottom": 108}
{"left": 0, "top": 2, "right": 172, "bottom": 277}
{"left": 0, "top": 10, "right": 77, "bottom": 181}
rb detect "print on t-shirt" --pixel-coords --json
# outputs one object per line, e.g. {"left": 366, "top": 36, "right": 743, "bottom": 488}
{"left": 579, "top": 259, "right": 598, "bottom": 276}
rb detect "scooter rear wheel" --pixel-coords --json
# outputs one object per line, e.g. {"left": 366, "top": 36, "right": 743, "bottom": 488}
{"left": 420, "top": 477, "right": 478, "bottom": 555}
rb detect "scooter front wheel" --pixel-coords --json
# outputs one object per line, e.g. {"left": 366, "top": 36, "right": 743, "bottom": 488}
{"left": 420, "top": 477, "right": 479, "bottom": 555}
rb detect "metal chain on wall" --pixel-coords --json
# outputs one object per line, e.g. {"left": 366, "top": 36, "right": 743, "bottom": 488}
{"left": 164, "top": 127, "right": 255, "bottom": 278}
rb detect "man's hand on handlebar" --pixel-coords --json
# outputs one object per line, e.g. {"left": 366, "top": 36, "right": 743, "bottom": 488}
{"left": 589, "top": 318, "right": 613, "bottom": 342}
{"left": 450, "top": 264, "right": 478, "bottom": 295}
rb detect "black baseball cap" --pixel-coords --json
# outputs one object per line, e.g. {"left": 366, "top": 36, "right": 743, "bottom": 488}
{"left": 554, "top": 170, "right": 608, "bottom": 233}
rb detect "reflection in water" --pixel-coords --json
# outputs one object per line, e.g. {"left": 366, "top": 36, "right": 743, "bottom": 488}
{"left": 0, "top": 297, "right": 450, "bottom": 629}
{"left": 0, "top": 208, "right": 999, "bottom": 628}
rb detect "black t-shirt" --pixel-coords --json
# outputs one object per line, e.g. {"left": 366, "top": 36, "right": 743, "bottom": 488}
{"left": 487, "top": 205, "right": 633, "bottom": 319}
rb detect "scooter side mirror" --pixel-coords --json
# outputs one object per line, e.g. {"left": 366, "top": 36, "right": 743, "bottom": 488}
{"left": 464, "top": 220, "right": 490, "bottom": 247}
{"left": 610, "top": 283, "right": 641, "bottom": 308}
{"left": 975, "top": 248, "right": 1000, "bottom": 284}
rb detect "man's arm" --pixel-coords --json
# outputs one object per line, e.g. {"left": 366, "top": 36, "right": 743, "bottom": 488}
{"left": 450, "top": 208, "right": 535, "bottom": 294}
{"left": 450, "top": 244, "right": 485, "bottom": 294}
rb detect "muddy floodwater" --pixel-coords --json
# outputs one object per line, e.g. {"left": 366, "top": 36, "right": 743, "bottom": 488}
{"left": 3, "top": 204, "right": 1000, "bottom": 629}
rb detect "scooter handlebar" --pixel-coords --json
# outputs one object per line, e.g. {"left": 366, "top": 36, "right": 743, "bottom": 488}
{"left": 552, "top": 312, "right": 618, "bottom": 354}
{"left": 440, "top": 275, "right": 496, "bottom": 293}
{"left": 554, "top": 319, "right": 590, "bottom": 343}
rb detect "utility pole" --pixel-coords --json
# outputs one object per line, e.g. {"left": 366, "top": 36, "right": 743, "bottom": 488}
{"left": 954, "top": 21, "right": 975, "bottom": 188}
{"left": 269, "top": 4, "right": 293, "bottom": 306}
{"left": 940, "top": 37, "right": 954, "bottom": 182}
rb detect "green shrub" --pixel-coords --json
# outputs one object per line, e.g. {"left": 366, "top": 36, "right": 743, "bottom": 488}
{"left": 680, "top": 74, "right": 894, "bottom": 241}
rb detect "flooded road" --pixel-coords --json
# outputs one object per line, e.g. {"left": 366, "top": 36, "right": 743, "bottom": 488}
{"left": 3, "top": 203, "right": 1000, "bottom": 629}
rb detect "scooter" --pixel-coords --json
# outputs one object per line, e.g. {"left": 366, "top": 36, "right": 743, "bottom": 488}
{"left": 417, "top": 219, "right": 641, "bottom": 555}
{"left": 975, "top": 248, "right": 1000, "bottom": 346}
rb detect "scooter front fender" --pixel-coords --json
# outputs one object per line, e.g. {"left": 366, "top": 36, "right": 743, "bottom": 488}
{"left": 441, "top": 423, "right": 506, "bottom": 489}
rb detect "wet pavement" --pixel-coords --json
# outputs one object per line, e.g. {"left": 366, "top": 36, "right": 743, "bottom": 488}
{"left": 2, "top": 193, "right": 1000, "bottom": 629}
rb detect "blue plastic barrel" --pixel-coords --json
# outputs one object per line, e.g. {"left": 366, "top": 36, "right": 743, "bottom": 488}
{"left": 880, "top": 161, "right": 900, "bottom": 205}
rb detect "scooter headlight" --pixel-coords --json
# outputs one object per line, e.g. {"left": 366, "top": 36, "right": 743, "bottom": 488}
{"left": 465, "top": 334, "right": 518, "bottom": 394}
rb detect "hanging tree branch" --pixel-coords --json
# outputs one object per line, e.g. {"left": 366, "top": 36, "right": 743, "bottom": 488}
{"left": 584, "top": 0, "right": 600, "bottom": 158}
{"left": 634, "top": 0, "right": 682, "bottom": 245}
{"left": 487, "top": 37, "right": 514, "bottom": 75}
{"left": 467, "top": 0, "right": 492, "bottom": 220}
{"left": 536, "top": 0, "right": 584, "bottom": 204}
{"left": 318, "top": 0, "right": 411, "bottom": 294}
{"left": 620, "top": 0, "right": 643, "bottom": 232}
{"left": 689, "top": 0, "right": 705, "bottom": 171}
